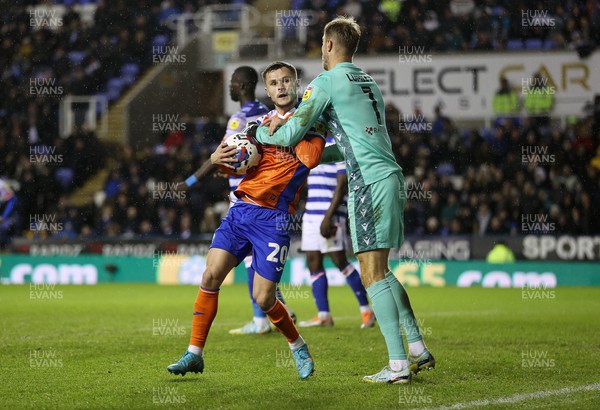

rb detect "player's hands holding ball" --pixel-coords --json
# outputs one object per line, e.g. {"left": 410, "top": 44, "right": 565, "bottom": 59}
{"left": 211, "top": 142, "right": 239, "bottom": 170}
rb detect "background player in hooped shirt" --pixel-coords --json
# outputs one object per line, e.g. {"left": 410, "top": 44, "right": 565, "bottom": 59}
{"left": 250, "top": 17, "right": 435, "bottom": 384}
{"left": 0, "top": 178, "right": 18, "bottom": 248}
{"left": 182, "top": 66, "right": 295, "bottom": 336}
{"left": 298, "top": 138, "right": 375, "bottom": 329}
{"left": 167, "top": 61, "right": 326, "bottom": 380}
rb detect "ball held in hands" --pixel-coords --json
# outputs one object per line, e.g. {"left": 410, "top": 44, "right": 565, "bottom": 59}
{"left": 218, "top": 131, "right": 262, "bottom": 176}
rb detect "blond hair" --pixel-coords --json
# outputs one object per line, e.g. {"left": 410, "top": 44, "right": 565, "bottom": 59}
{"left": 324, "top": 16, "right": 361, "bottom": 55}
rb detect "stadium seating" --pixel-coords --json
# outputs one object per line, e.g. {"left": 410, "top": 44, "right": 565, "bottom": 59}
{"left": 525, "top": 38, "right": 543, "bottom": 50}
{"left": 506, "top": 39, "right": 524, "bottom": 50}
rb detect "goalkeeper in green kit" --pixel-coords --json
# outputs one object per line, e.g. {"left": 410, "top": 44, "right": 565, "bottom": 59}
{"left": 249, "top": 16, "right": 435, "bottom": 384}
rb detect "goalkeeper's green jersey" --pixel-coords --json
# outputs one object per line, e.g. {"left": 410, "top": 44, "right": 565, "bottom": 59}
{"left": 255, "top": 62, "right": 402, "bottom": 189}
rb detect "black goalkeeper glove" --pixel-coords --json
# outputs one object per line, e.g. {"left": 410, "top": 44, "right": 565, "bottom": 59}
{"left": 242, "top": 122, "right": 258, "bottom": 141}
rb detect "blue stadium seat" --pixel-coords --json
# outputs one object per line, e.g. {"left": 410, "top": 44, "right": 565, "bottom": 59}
{"left": 121, "top": 75, "right": 136, "bottom": 86}
{"left": 106, "top": 78, "right": 126, "bottom": 101}
{"left": 54, "top": 168, "right": 74, "bottom": 190}
{"left": 68, "top": 51, "right": 86, "bottom": 65}
{"left": 94, "top": 93, "right": 108, "bottom": 114}
{"left": 491, "top": 6, "right": 504, "bottom": 16}
{"left": 121, "top": 63, "right": 140, "bottom": 77}
{"left": 506, "top": 39, "right": 523, "bottom": 50}
{"left": 481, "top": 127, "right": 494, "bottom": 142}
{"left": 436, "top": 163, "right": 455, "bottom": 176}
{"left": 152, "top": 35, "right": 169, "bottom": 49}
{"left": 107, "top": 77, "right": 125, "bottom": 90}
{"left": 106, "top": 87, "right": 121, "bottom": 102}
{"left": 525, "top": 38, "right": 543, "bottom": 49}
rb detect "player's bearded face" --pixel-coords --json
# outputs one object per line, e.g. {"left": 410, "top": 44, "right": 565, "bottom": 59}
{"left": 265, "top": 68, "right": 298, "bottom": 109}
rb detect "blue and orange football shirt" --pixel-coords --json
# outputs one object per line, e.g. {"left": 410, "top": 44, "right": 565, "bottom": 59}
{"left": 234, "top": 107, "right": 326, "bottom": 214}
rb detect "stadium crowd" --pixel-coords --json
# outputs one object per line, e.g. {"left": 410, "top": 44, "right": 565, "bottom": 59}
{"left": 1, "top": 0, "right": 600, "bottom": 245}
{"left": 2, "top": 107, "right": 597, "bottom": 243}
{"left": 299, "top": 0, "right": 600, "bottom": 55}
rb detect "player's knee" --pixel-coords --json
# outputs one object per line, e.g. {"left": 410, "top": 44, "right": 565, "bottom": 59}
{"left": 201, "top": 266, "right": 222, "bottom": 289}
{"left": 330, "top": 253, "right": 348, "bottom": 271}
{"left": 306, "top": 252, "right": 323, "bottom": 273}
{"left": 253, "top": 289, "right": 275, "bottom": 311}
{"left": 252, "top": 287, "right": 275, "bottom": 312}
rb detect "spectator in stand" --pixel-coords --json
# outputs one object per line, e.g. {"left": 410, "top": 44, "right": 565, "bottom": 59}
{"left": 0, "top": 178, "right": 18, "bottom": 248}
{"left": 492, "top": 77, "right": 519, "bottom": 118}
{"left": 486, "top": 241, "right": 515, "bottom": 263}
{"left": 524, "top": 72, "right": 555, "bottom": 125}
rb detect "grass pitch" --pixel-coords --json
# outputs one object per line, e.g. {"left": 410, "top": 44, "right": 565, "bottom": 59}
{"left": 1, "top": 284, "right": 599, "bottom": 409}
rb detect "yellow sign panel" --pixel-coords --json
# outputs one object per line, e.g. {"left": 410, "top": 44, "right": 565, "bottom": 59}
{"left": 157, "top": 255, "right": 234, "bottom": 285}
{"left": 213, "top": 32, "right": 239, "bottom": 53}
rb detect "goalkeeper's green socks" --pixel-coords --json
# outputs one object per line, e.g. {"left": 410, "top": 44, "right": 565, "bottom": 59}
{"left": 385, "top": 271, "right": 427, "bottom": 356}
{"left": 366, "top": 278, "right": 408, "bottom": 370}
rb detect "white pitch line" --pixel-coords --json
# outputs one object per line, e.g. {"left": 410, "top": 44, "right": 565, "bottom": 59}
{"left": 419, "top": 310, "right": 499, "bottom": 317}
{"left": 414, "top": 382, "right": 600, "bottom": 410}
{"left": 212, "top": 310, "right": 500, "bottom": 328}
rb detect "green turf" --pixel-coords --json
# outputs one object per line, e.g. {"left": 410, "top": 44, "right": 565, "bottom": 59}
{"left": 1, "top": 284, "right": 599, "bottom": 409}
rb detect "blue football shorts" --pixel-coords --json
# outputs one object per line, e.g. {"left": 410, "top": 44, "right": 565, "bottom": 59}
{"left": 210, "top": 201, "right": 291, "bottom": 282}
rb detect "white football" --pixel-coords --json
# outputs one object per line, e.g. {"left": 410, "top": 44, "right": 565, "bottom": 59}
{"left": 220, "top": 132, "right": 262, "bottom": 175}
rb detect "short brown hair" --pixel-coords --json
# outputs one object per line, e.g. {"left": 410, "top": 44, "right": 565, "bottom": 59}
{"left": 324, "top": 16, "right": 361, "bottom": 55}
{"left": 261, "top": 61, "right": 297, "bottom": 82}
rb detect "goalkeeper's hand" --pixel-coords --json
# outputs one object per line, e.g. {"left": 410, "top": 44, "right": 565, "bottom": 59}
{"left": 242, "top": 122, "right": 258, "bottom": 142}
{"left": 263, "top": 115, "right": 286, "bottom": 136}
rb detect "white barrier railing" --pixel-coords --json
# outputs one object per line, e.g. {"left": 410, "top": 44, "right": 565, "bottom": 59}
{"left": 59, "top": 95, "right": 108, "bottom": 138}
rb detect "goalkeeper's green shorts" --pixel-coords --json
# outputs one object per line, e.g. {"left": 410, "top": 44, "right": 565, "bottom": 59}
{"left": 348, "top": 171, "right": 406, "bottom": 253}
